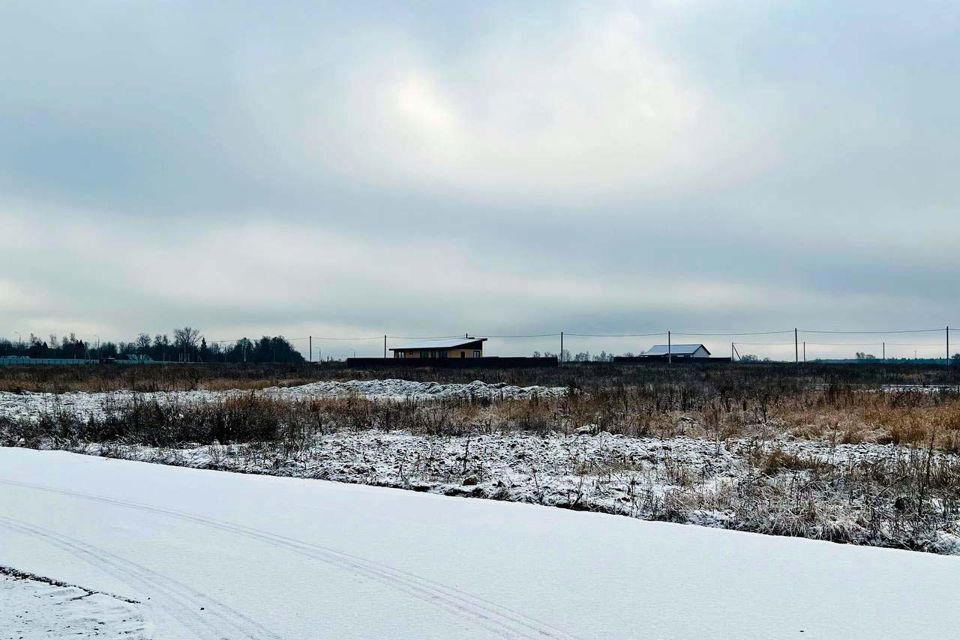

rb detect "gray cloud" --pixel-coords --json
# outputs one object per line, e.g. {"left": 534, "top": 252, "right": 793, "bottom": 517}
{"left": 1, "top": 1, "right": 957, "bottom": 359}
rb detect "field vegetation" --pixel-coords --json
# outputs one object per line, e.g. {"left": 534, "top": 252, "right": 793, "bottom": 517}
{"left": 2, "top": 361, "right": 959, "bottom": 553}
{"left": 2, "top": 361, "right": 959, "bottom": 450}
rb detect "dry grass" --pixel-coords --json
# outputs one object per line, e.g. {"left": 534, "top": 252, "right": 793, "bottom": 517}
{"left": 773, "top": 391, "right": 960, "bottom": 452}
{"left": 3, "top": 361, "right": 960, "bottom": 452}
{"left": 0, "top": 363, "right": 324, "bottom": 393}
{"left": 6, "top": 384, "right": 960, "bottom": 455}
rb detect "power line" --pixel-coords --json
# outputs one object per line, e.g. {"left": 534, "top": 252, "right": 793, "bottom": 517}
{"left": 386, "top": 334, "right": 466, "bottom": 340}
{"left": 205, "top": 335, "right": 384, "bottom": 345}
{"left": 806, "top": 329, "right": 946, "bottom": 335}
{"left": 674, "top": 330, "right": 794, "bottom": 337}
{"left": 565, "top": 332, "right": 666, "bottom": 338}
{"left": 804, "top": 342, "right": 895, "bottom": 347}
{"left": 8, "top": 325, "right": 956, "bottom": 363}
{"left": 885, "top": 343, "right": 944, "bottom": 347}
{"left": 803, "top": 342, "right": 943, "bottom": 347}
{"left": 304, "top": 335, "right": 384, "bottom": 341}
{"left": 389, "top": 333, "right": 560, "bottom": 339}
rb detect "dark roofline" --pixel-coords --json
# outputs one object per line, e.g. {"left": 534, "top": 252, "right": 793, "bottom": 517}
{"left": 389, "top": 338, "right": 488, "bottom": 351}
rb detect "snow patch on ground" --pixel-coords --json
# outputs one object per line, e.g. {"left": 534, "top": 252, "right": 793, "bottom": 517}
{"left": 0, "top": 567, "right": 149, "bottom": 639}
{"left": 266, "top": 379, "right": 568, "bottom": 402}
{"left": 880, "top": 384, "right": 960, "bottom": 394}
{"left": 0, "top": 379, "right": 568, "bottom": 423}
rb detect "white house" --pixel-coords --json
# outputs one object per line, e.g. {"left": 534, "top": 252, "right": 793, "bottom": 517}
{"left": 641, "top": 344, "right": 711, "bottom": 359}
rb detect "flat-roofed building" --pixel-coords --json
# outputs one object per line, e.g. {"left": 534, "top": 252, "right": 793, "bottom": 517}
{"left": 390, "top": 337, "right": 487, "bottom": 359}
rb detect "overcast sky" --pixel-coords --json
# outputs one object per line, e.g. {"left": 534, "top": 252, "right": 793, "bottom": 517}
{"left": 2, "top": 1, "right": 958, "bottom": 359}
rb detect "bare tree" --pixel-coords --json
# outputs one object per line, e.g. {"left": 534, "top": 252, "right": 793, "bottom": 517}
{"left": 135, "top": 333, "right": 152, "bottom": 354}
{"left": 173, "top": 327, "right": 201, "bottom": 362}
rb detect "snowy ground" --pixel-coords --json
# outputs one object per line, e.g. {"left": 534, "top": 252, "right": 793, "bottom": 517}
{"left": 0, "top": 567, "right": 149, "bottom": 639}
{"left": 70, "top": 429, "right": 960, "bottom": 554}
{"left": 1, "top": 447, "right": 959, "bottom": 639}
{"left": 0, "top": 379, "right": 568, "bottom": 423}
{"left": 2, "top": 375, "right": 958, "bottom": 553}
{"left": 880, "top": 384, "right": 960, "bottom": 393}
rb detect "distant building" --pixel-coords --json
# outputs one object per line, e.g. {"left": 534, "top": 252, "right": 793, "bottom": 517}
{"left": 390, "top": 337, "right": 487, "bottom": 360}
{"left": 640, "top": 344, "right": 711, "bottom": 359}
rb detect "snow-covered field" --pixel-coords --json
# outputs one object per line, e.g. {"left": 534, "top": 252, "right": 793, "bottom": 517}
{"left": 3, "top": 376, "right": 958, "bottom": 554}
{"left": 0, "top": 379, "right": 568, "bottom": 423}
{"left": 71, "top": 429, "right": 960, "bottom": 554}
{"left": 2, "top": 447, "right": 959, "bottom": 639}
{"left": 80, "top": 430, "right": 913, "bottom": 506}
{"left": 1, "top": 567, "right": 148, "bottom": 639}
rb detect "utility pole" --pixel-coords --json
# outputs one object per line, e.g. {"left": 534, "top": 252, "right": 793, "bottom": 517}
{"left": 384, "top": 335, "right": 387, "bottom": 359}
{"left": 948, "top": 326, "right": 951, "bottom": 365}
{"left": 731, "top": 342, "right": 734, "bottom": 362}
{"left": 309, "top": 336, "right": 312, "bottom": 362}
{"left": 668, "top": 331, "right": 672, "bottom": 364}
{"left": 882, "top": 342, "right": 886, "bottom": 362}
{"left": 803, "top": 341, "right": 806, "bottom": 363}
{"left": 560, "top": 331, "right": 564, "bottom": 364}
{"left": 794, "top": 328, "right": 799, "bottom": 367}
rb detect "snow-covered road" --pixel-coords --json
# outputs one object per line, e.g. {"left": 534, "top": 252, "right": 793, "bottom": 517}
{"left": 1, "top": 448, "right": 958, "bottom": 639}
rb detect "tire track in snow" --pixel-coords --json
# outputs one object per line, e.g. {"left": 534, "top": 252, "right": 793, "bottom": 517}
{"left": 0, "top": 515, "right": 282, "bottom": 640}
{"left": 0, "top": 478, "right": 581, "bottom": 640}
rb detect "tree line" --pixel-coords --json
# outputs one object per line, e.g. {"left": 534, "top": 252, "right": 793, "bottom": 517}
{"left": 0, "top": 327, "right": 305, "bottom": 364}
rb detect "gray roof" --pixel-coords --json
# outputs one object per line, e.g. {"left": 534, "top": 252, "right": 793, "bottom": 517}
{"left": 642, "top": 344, "right": 710, "bottom": 356}
{"left": 390, "top": 337, "right": 487, "bottom": 351}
